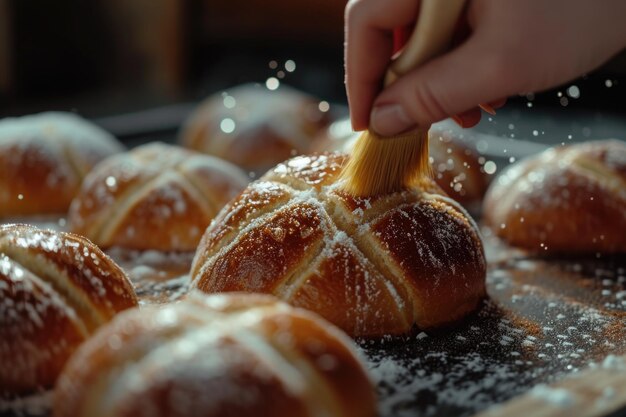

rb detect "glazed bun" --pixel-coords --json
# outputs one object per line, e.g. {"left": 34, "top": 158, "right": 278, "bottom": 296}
{"left": 483, "top": 139, "right": 626, "bottom": 254}
{"left": 54, "top": 292, "right": 376, "bottom": 417}
{"left": 429, "top": 126, "right": 491, "bottom": 213}
{"left": 179, "top": 83, "right": 333, "bottom": 175}
{"left": 68, "top": 143, "right": 249, "bottom": 251}
{"left": 0, "top": 112, "right": 124, "bottom": 217}
{"left": 313, "top": 119, "right": 490, "bottom": 212}
{"left": 0, "top": 224, "right": 137, "bottom": 397}
{"left": 191, "top": 153, "right": 486, "bottom": 337}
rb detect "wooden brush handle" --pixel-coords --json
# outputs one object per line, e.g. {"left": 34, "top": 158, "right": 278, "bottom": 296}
{"left": 385, "top": 0, "right": 466, "bottom": 86}
{"left": 342, "top": 0, "right": 468, "bottom": 196}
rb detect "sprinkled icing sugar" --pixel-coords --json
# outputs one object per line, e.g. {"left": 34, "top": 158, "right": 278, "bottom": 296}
{"left": 530, "top": 384, "right": 575, "bottom": 407}
{"left": 68, "top": 143, "right": 249, "bottom": 251}
{"left": 484, "top": 140, "right": 626, "bottom": 253}
{"left": 2, "top": 216, "right": 625, "bottom": 417}
{"left": 53, "top": 293, "right": 374, "bottom": 417}
{"left": 0, "top": 112, "right": 122, "bottom": 158}
{"left": 360, "top": 244, "right": 626, "bottom": 416}
{"left": 0, "top": 224, "right": 136, "bottom": 405}
{"left": 0, "top": 225, "right": 136, "bottom": 309}
{"left": 0, "top": 112, "right": 124, "bottom": 179}
{"left": 192, "top": 152, "right": 486, "bottom": 337}
{"left": 0, "top": 113, "right": 124, "bottom": 216}
{"left": 180, "top": 83, "right": 332, "bottom": 174}
{"left": 601, "top": 354, "right": 626, "bottom": 371}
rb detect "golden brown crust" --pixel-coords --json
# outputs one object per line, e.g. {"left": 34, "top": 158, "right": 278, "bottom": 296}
{"left": 68, "top": 142, "right": 249, "bottom": 251}
{"left": 312, "top": 119, "right": 491, "bottom": 212}
{"left": 0, "top": 258, "right": 85, "bottom": 396}
{"left": 370, "top": 200, "right": 487, "bottom": 327}
{"left": 111, "top": 340, "right": 312, "bottom": 417}
{"left": 191, "top": 153, "right": 486, "bottom": 337}
{"left": 179, "top": 84, "right": 333, "bottom": 175}
{"left": 255, "top": 310, "right": 378, "bottom": 417}
{"left": 0, "top": 112, "right": 124, "bottom": 217}
{"left": 287, "top": 241, "right": 412, "bottom": 337}
{"left": 0, "top": 224, "right": 137, "bottom": 397}
{"left": 53, "top": 292, "right": 376, "bottom": 417}
{"left": 196, "top": 203, "right": 327, "bottom": 294}
{"left": 190, "top": 181, "right": 293, "bottom": 269}
{"left": 483, "top": 140, "right": 626, "bottom": 254}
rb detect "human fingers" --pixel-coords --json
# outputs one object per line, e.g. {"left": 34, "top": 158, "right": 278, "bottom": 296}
{"left": 344, "top": 0, "right": 420, "bottom": 131}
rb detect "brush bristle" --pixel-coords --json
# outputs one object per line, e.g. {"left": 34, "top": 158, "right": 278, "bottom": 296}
{"left": 340, "top": 129, "right": 430, "bottom": 197}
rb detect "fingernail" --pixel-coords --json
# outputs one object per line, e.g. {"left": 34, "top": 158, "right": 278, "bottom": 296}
{"left": 452, "top": 113, "right": 481, "bottom": 128}
{"left": 370, "top": 104, "right": 415, "bottom": 137}
{"left": 479, "top": 103, "right": 496, "bottom": 115}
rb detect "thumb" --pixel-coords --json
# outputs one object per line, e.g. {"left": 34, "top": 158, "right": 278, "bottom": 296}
{"left": 370, "top": 36, "right": 520, "bottom": 136}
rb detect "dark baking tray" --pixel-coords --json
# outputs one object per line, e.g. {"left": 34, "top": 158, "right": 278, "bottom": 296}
{"left": 2, "top": 219, "right": 624, "bottom": 417}
{"left": 121, "top": 230, "right": 626, "bottom": 417}
{"left": 1, "top": 106, "right": 625, "bottom": 416}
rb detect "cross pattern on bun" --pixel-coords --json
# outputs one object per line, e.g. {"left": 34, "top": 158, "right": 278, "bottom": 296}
{"left": 191, "top": 153, "right": 486, "bottom": 338}
{"left": 483, "top": 139, "right": 626, "bottom": 254}
{"left": 54, "top": 292, "right": 376, "bottom": 417}
{"left": 0, "top": 112, "right": 124, "bottom": 217}
{"left": 312, "top": 118, "right": 491, "bottom": 213}
{"left": 0, "top": 224, "right": 137, "bottom": 397}
{"left": 68, "top": 143, "right": 249, "bottom": 251}
{"left": 179, "top": 84, "right": 333, "bottom": 175}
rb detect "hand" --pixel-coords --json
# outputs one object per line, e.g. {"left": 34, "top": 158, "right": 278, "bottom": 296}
{"left": 345, "top": 0, "right": 626, "bottom": 136}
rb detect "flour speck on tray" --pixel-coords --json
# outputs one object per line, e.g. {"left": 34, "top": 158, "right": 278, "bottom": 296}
{"left": 360, "top": 236, "right": 626, "bottom": 417}
{"left": 0, "top": 391, "right": 52, "bottom": 416}
{"left": 106, "top": 247, "right": 194, "bottom": 305}
{"left": 530, "top": 384, "right": 575, "bottom": 407}
{"left": 2, "top": 174, "right": 625, "bottom": 417}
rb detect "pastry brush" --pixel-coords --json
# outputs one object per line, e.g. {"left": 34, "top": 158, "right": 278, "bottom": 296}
{"left": 340, "top": 0, "right": 467, "bottom": 196}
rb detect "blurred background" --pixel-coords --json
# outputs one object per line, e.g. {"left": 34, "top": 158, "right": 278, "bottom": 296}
{"left": 1, "top": 0, "right": 625, "bottom": 153}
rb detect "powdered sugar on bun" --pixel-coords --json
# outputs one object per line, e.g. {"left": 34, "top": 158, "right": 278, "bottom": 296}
{"left": 484, "top": 139, "right": 626, "bottom": 254}
{"left": 0, "top": 112, "right": 124, "bottom": 217}
{"left": 179, "top": 83, "right": 333, "bottom": 175}
{"left": 0, "top": 224, "right": 137, "bottom": 398}
{"left": 191, "top": 153, "right": 486, "bottom": 337}
{"left": 68, "top": 143, "right": 249, "bottom": 251}
{"left": 53, "top": 292, "right": 376, "bottom": 417}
